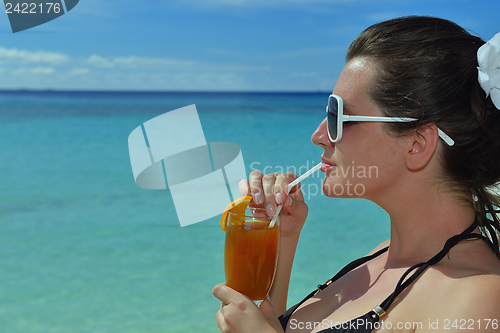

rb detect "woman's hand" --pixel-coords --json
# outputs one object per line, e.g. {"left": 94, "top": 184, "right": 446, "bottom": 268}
{"left": 239, "top": 171, "right": 308, "bottom": 238}
{"left": 220, "top": 171, "right": 309, "bottom": 318}
{"left": 213, "top": 283, "right": 284, "bottom": 333}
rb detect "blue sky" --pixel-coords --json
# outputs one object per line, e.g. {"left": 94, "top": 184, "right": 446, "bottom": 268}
{"left": 1, "top": 0, "right": 499, "bottom": 91}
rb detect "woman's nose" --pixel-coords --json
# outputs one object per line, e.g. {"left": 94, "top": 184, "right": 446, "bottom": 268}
{"left": 311, "top": 118, "right": 330, "bottom": 147}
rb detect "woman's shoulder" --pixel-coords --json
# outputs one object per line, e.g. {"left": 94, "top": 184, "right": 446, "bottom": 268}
{"left": 424, "top": 244, "right": 500, "bottom": 322}
{"left": 447, "top": 254, "right": 500, "bottom": 301}
{"left": 366, "top": 239, "right": 390, "bottom": 256}
{"left": 427, "top": 269, "right": 500, "bottom": 325}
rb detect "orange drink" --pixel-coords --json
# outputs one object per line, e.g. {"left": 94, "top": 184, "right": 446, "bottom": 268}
{"left": 224, "top": 210, "right": 279, "bottom": 301}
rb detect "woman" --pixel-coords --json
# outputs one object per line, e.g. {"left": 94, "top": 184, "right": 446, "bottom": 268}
{"left": 213, "top": 16, "right": 500, "bottom": 332}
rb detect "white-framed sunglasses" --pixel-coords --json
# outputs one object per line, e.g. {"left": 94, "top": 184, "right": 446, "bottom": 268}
{"left": 326, "top": 94, "right": 455, "bottom": 146}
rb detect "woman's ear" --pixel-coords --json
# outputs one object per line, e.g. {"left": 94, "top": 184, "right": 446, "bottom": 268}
{"left": 406, "top": 124, "right": 440, "bottom": 171}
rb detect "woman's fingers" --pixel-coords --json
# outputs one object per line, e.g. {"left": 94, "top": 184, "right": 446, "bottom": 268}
{"left": 239, "top": 170, "right": 307, "bottom": 235}
{"left": 248, "top": 170, "right": 264, "bottom": 206}
{"left": 273, "top": 172, "right": 308, "bottom": 237}
{"left": 214, "top": 283, "right": 284, "bottom": 333}
{"left": 238, "top": 179, "right": 250, "bottom": 197}
{"left": 242, "top": 171, "right": 305, "bottom": 216}
{"left": 274, "top": 172, "right": 300, "bottom": 200}
{"left": 213, "top": 283, "right": 253, "bottom": 311}
{"left": 215, "top": 308, "right": 227, "bottom": 331}
{"left": 262, "top": 173, "right": 278, "bottom": 216}
{"left": 213, "top": 283, "right": 238, "bottom": 305}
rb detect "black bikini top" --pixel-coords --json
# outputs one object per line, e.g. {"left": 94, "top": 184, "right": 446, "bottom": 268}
{"left": 278, "top": 220, "right": 494, "bottom": 333}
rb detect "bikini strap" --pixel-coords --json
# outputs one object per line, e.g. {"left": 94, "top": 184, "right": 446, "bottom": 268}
{"left": 278, "top": 245, "right": 389, "bottom": 328}
{"left": 375, "top": 220, "right": 483, "bottom": 317}
{"left": 315, "top": 246, "right": 389, "bottom": 295}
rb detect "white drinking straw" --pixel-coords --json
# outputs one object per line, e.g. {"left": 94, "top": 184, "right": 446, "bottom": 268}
{"left": 268, "top": 162, "right": 322, "bottom": 228}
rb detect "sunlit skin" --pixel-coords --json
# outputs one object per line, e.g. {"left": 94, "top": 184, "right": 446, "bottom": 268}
{"left": 213, "top": 57, "right": 500, "bottom": 333}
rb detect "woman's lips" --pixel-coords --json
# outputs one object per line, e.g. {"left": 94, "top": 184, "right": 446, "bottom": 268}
{"left": 321, "top": 159, "right": 335, "bottom": 172}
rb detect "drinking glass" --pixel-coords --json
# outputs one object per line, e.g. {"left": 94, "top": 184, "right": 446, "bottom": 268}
{"left": 224, "top": 208, "right": 280, "bottom": 303}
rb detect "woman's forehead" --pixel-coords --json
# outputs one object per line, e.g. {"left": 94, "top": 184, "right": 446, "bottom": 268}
{"left": 333, "top": 58, "right": 379, "bottom": 114}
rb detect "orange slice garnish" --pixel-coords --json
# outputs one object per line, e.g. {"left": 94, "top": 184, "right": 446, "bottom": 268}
{"left": 220, "top": 196, "right": 252, "bottom": 231}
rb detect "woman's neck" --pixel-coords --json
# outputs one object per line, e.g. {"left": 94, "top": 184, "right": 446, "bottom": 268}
{"left": 377, "top": 182, "right": 476, "bottom": 266}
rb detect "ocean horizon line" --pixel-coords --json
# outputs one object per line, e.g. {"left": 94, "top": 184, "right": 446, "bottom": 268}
{"left": 0, "top": 88, "right": 331, "bottom": 95}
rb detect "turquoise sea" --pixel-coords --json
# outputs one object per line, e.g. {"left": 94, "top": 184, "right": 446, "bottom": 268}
{"left": 0, "top": 91, "right": 389, "bottom": 333}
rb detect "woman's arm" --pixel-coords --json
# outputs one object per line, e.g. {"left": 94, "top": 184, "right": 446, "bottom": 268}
{"left": 269, "top": 231, "right": 301, "bottom": 315}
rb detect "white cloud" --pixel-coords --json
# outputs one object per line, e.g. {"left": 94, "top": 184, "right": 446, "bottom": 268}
{"left": 1, "top": 47, "right": 271, "bottom": 90}
{"left": 86, "top": 53, "right": 270, "bottom": 72}
{"left": 67, "top": 68, "right": 90, "bottom": 76}
{"left": 87, "top": 54, "right": 114, "bottom": 67}
{"left": 87, "top": 54, "right": 197, "bottom": 68}
{"left": 13, "top": 67, "right": 55, "bottom": 75}
{"left": 0, "top": 46, "right": 68, "bottom": 64}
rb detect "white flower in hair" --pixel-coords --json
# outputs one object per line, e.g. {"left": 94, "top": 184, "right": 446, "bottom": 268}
{"left": 477, "top": 32, "right": 500, "bottom": 110}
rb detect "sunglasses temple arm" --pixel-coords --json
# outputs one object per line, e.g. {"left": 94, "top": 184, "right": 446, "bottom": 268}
{"left": 437, "top": 128, "right": 455, "bottom": 146}
{"left": 346, "top": 116, "right": 454, "bottom": 146}
{"left": 345, "top": 116, "right": 417, "bottom": 122}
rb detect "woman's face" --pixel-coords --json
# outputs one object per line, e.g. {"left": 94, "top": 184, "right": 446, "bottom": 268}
{"left": 311, "top": 58, "right": 407, "bottom": 200}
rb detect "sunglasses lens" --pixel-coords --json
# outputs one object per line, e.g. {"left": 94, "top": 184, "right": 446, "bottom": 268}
{"left": 327, "top": 96, "right": 338, "bottom": 141}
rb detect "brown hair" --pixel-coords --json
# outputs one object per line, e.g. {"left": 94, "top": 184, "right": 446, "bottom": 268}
{"left": 347, "top": 16, "right": 500, "bottom": 257}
